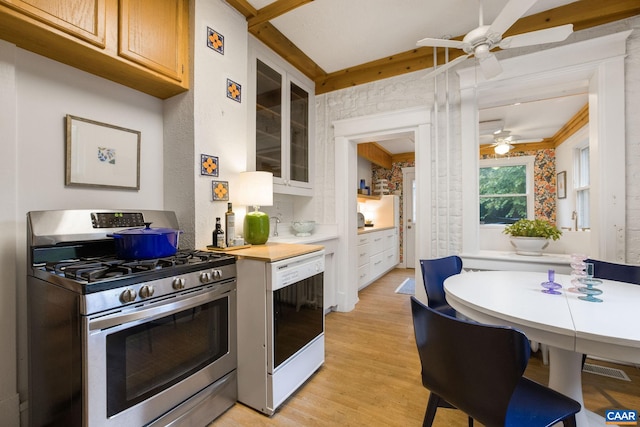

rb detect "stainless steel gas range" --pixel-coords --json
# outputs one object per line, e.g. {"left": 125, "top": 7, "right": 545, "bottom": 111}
{"left": 26, "top": 209, "right": 237, "bottom": 427}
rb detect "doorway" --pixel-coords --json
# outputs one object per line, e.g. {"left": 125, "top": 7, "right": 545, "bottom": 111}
{"left": 333, "top": 107, "right": 431, "bottom": 312}
{"left": 459, "top": 30, "right": 629, "bottom": 261}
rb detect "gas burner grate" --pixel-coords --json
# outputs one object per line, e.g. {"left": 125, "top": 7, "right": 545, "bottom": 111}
{"left": 39, "top": 250, "right": 234, "bottom": 284}
{"left": 61, "top": 260, "right": 131, "bottom": 282}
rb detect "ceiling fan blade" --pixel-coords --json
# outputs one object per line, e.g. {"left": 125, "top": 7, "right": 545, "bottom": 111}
{"left": 478, "top": 54, "right": 502, "bottom": 79}
{"left": 424, "top": 54, "right": 469, "bottom": 79}
{"left": 487, "top": 0, "right": 537, "bottom": 38}
{"left": 416, "top": 37, "right": 467, "bottom": 49}
{"left": 499, "top": 24, "right": 573, "bottom": 49}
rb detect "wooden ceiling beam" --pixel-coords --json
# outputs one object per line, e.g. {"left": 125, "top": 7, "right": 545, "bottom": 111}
{"left": 224, "top": 0, "right": 257, "bottom": 18}
{"left": 225, "top": 0, "right": 325, "bottom": 80}
{"left": 316, "top": 0, "right": 640, "bottom": 94}
{"left": 248, "top": 0, "right": 312, "bottom": 30}
{"left": 358, "top": 142, "right": 392, "bottom": 169}
{"left": 227, "top": 0, "right": 640, "bottom": 95}
{"left": 508, "top": 0, "right": 640, "bottom": 35}
{"left": 392, "top": 152, "right": 415, "bottom": 164}
{"left": 552, "top": 103, "right": 589, "bottom": 147}
{"left": 315, "top": 48, "right": 468, "bottom": 94}
{"left": 248, "top": 21, "right": 326, "bottom": 80}
{"left": 479, "top": 140, "right": 555, "bottom": 156}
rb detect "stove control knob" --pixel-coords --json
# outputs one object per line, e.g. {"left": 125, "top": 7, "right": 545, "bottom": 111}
{"left": 140, "top": 285, "right": 154, "bottom": 298}
{"left": 200, "top": 272, "right": 212, "bottom": 283}
{"left": 213, "top": 269, "right": 222, "bottom": 279}
{"left": 120, "top": 289, "right": 137, "bottom": 303}
{"left": 172, "top": 278, "right": 186, "bottom": 290}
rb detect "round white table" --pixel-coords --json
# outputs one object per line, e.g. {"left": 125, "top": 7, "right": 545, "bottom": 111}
{"left": 444, "top": 270, "right": 640, "bottom": 427}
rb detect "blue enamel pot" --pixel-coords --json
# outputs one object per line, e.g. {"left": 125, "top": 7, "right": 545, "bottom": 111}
{"left": 109, "top": 223, "right": 182, "bottom": 259}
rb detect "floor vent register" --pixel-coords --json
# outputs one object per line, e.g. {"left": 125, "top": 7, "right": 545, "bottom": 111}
{"left": 582, "top": 363, "right": 631, "bottom": 381}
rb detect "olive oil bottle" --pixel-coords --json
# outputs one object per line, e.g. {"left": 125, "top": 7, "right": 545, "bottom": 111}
{"left": 225, "top": 203, "right": 235, "bottom": 247}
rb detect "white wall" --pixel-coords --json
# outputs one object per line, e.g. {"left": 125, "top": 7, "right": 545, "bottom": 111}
{"left": 165, "top": 0, "right": 248, "bottom": 250}
{"left": 0, "top": 41, "right": 165, "bottom": 425}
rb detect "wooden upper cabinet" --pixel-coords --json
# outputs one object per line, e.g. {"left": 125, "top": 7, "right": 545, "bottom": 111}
{"left": 0, "top": 0, "right": 189, "bottom": 98}
{"left": 1, "top": 0, "right": 106, "bottom": 47}
{"left": 118, "top": 0, "right": 185, "bottom": 82}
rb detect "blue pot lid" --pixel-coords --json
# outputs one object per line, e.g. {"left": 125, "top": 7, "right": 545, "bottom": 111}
{"left": 112, "top": 223, "right": 180, "bottom": 236}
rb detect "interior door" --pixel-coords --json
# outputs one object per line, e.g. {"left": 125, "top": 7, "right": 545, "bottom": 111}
{"left": 403, "top": 168, "right": 416, "bottom": 268}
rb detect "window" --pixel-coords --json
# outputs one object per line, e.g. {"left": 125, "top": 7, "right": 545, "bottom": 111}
{"left": 575, "top": 146, "right": 590, "bottom": 229}
{"left": 479, "top": 156, "right": 534, "bottom": 224}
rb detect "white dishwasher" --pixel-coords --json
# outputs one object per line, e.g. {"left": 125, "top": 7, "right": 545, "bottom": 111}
{"left": 237, "top": 249, "right": 325, "bottom": 415}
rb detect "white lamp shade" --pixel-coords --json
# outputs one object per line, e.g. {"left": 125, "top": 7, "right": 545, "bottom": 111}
{"left": 237, "top": 171, "right": 273, "bottom": 207}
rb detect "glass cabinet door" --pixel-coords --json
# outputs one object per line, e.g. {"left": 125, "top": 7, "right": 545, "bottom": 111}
{"left": 256, "top": 59, "right": 283, "bottom": 178}
{"left": 252, "top": 47, "right": 314, "bottom": 196}
{"left": 289, "top": 81, "right": 309, "bottom": 184}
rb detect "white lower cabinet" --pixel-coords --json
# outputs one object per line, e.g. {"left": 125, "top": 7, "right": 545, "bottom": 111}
{"left": 357, "top": 234, "right": 371, "bottom": 289}
{"left": 370, "top": 252, "right": 385, "bottom": 278}
{"left": 383, "top": 229, "right": 398, "bottom": 271}
{"left": 358, "top": 227, "right": 398, "bottom": 289}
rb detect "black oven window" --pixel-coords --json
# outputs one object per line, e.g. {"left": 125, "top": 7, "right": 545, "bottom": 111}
{"left": 273, "top": 272, "right": 323, "bottom": 368}
{"left": 106, "top": 298, "right": 229, "bottom": 417}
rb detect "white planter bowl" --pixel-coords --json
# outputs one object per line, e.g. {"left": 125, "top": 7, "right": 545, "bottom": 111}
{"left": 291, "top": 220, "right": 315, "bottom": 237}
{"left": 509, "top": 236, "right": 550, "bottom": 256}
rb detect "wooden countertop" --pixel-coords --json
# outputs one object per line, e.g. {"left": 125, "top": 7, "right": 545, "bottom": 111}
{"left": 357, "top": 225, "right": 395, "bottom": 234}
{"left": 205, "top": 242, "right": 324, "bottom": 262}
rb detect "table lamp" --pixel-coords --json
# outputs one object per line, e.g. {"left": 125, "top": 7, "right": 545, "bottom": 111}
{"left": 237, "top": 171, "right": 273, "bottom": 245}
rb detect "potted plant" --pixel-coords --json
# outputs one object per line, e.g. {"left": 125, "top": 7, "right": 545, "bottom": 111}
{"left": 503, "top": 219, "right": 562, "bottom": 256}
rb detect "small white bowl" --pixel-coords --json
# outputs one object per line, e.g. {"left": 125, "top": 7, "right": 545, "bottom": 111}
{"left": 291, "top": 220, "right": 316, "bottom": 237}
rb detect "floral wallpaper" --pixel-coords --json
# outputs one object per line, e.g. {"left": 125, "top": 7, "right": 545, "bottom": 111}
{"left": 481, "top": 148, "right": 557, "bottom": 224}
{"left": 372, "top": 160, "right": 415, "bottom": 263}
{"left": 368, "top": 147, "right": 556, "bottom": 263}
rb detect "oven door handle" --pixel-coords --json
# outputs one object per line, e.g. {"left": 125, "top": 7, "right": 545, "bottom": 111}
{"left": 88, "top": 284, "right": 234, "bottom": 331}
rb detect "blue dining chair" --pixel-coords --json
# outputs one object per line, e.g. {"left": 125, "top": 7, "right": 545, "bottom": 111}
{"left": 410, "top": 296, "right": 581, "bottom": 427}
{"left": 584, "top": 258, "right": 640, "bottom": 285}
{"left": 419, "top": 256, "right": 462, "bottom": 317}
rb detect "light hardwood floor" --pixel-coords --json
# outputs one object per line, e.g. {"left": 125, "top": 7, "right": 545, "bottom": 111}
{"left": 213, "top": 268, "right": 640, "bottom": 426}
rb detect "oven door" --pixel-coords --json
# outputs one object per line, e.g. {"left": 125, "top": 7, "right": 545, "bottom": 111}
{"left": 267, "top": 252, "right": 325, "bottom": 372}
{"left": 84, "top": 280, "right": 236, "bottom": 427}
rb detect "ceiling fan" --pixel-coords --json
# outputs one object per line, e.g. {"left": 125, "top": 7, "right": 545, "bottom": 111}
{"left": 487, "top": 130, "right": 543, "bottom": 154}
{"left": 417, "top": 0, "right": 573, "bottom": 79}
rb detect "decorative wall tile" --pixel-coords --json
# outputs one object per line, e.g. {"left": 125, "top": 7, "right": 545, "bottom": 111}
{"left": 227, "top": 79, "right": 241, "bottom": 103}
{"left": 207, "top": 27, "right": 224, "bottom": 54}
{"left": 212, "top": 180, "right": 229, "bottom": 201}
{"left": 201, "top": 154, "right": 219, "bottom": 176}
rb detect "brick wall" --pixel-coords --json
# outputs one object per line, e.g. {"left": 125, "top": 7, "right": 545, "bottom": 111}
{"left": 315, "top": 15, "right": 640, "bottom": 262}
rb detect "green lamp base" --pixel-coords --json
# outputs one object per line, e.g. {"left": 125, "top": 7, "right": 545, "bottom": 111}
{"left": 244, "top": 210, "right": 270, "bottom": 245}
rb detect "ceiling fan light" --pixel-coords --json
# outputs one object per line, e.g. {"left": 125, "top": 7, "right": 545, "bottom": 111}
{"left": 494, "top": 142, "right": 511, "bottom": 155}
{"left": 475, "top": 44, "right": 491, "bottom": 59}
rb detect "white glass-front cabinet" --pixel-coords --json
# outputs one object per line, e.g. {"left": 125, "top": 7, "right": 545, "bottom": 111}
{"left": 249, "top": 39, "right": 314, "bottom": 196}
